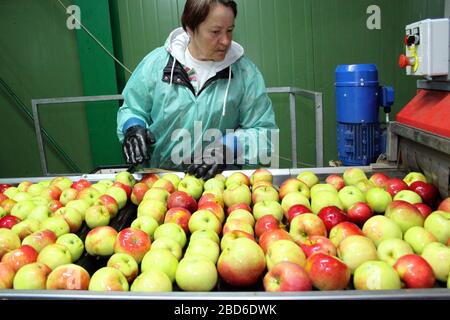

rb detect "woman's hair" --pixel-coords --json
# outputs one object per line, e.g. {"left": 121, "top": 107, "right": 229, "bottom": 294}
{"left": 181, "top": 0, "right": 237, "bottom": 32}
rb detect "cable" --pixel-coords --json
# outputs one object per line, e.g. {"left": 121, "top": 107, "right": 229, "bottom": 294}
{"left": 56, "top": 0, "right": 133, "bottom": 75}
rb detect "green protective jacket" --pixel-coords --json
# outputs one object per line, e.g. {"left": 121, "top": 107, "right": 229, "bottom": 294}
{"left": 117, "top": 28, "right": 279, "bottom": 170}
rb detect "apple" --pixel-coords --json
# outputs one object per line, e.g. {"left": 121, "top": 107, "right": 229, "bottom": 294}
{"left": 56, "top": 233, "right": 84, "bottom": 262}
{"left": 137, "top": 199, "right": 167, "bottom": 224}
{"left": 50, "top": 176, "right": 73, "bottom": 191}
{"left": 337, "top": 235, "right": 378, "bottom": 272}
{"left": 131, "top": 216, "right": 159, "bottom": 239}
{"left": 421, "top": 242, "right": 450, "bottom": 282}
{"left": 217, "top": 237, "right": 266, "bottom": 287}
{"left": 105, "top": 186, "right": 128, "bottom": 209}
{"left": 10, "top": 200, "right": 35, "bottom": 220}
{"left": 1, "top": 245, "right": 38, "bottom": 272}
{"left": 226, "top": 203, "right": 252, "bottom": 216}
{"left": 204, "top": 177, "right": 225, "bottom": 192}
{"left": 189, "top": 229, "right": 220, "bottom": 245}
{"left": 250, "top": 168, "right": 273, "bottom": 185}
{"left": 161, "top": 173, "right": 181, "bottom": 189}
{"left": 385, "top": 200, "right": 425, "bottom": 234}
{"left": 1, "top": 199, "right": 17, "bottom": 215}
{"left": 85, "top": 205, "right": 111, "bottom": 229}
{"left": 376, "top": 238, "right": 414, "bottom": 266}
{"left": 130, "top": 269, "right": 172, "bottom": 292}
{"left": 26, "top": 184, "right": 45, "bottom": 197}
{"left": 409, "top": 181, "right": 439, "bottom": 206}
{"left": 353, "top": 260, "right": 401, "bottom": 290}
{"left": 188, "top": 209, "right": 222, "bottom": 235}
{"left": 414, "top": 203, "right": 433, "bottom": 219}
{"left": 286, "top": 204, "right": 312, "bottom": 225}
{"left": 258, "top": 228, "right": 292, "bottom": 254}
{"left": 114, "top": 227, "right": 151, "bottom": 263}
{"left": 22, "top": 229, "right": 57, "bottom": 253}
{"left": 85, "top": 226, "right": 118, "bottom": 257}
{"left": 347, "top": 202, "right": 374, "bottom": 226}
{"left": 255, "top": 214, "right": 281, "bottom": 238}
{"left": 253, "top": 200, "right": 284, "bottom": 222}
{"left": 325, "top": 174, "right": 345, "bottom": 191}
{"left": 438, "top": 197, "right": 450, "bottom": 212}
{"left": 198, "top": 192, "right": 224, "bottom": 210}
{"left": 225, "top": 172, "right": 250, "bottom": 188}
{"left": 281, "top": 191, "right": 311, "bottom": 215}
{"left": 112, "top": 181, "right": 132, "bottom": 199}
{"left": 354, "top": 179, "right": 373, "bottom": 193}
{"left": 404, "top": 226, "right": 438, "bottom": 254}
{"left": 198, "top": 201, "right": 225, "bottom": 224}
{"left": 70, "top": 178, "right": 92, "bottom": 191}
{"left": 65, "top": 199, "right": 90, "bottom": 219}
{"left": 304, "top": 253, "right": 351, "bottom": 290}
{"left": 76, "top": 186, "right": 101, "bottom": 206}
{"left": 153, "top": 222, "right": 187, "bottom": 249}
{"left": 11, "top": 219, "right": 40, "bottom": 240}
{"left": 310, "top": 190, "right": 343, "bottom": 215}
{"left": 140, "top": 173, "right": 160, "bottom": 188}
{"left": 91, "top": 182, "right": 109, "bottom": 194}
{"left": 37, "top": 243, "right": 72, "bottom": 270}
{"left": 393, "top": 190, "right": 423, "bottom": 205}
{"left": 163, "top": 207, "right": 194, "bottom": 234}
{"left": 45, "top": 263, "right": 90, "bottom": 290}
{"left": 185, "top": 238, "right": 220, "bottom": 263}
{"left": 167, "top": 191, "right": 197, "bottom": 213}
{"left": 329, "top": 222, "right": 364, "bottom": 248}
{"left": 107, "top": 252, "right": 139, "bottom": 283}
{"left": 130, "top": 182, "right": 150, "bottom": 205}
{"left": 227, "top": 208, "right": 255, "bottom": 227}
{"left": 53, "top": 207, "right": 83, "bottom": 233}
{"left": 175, "top": 256, "right": 218, "bottom": 291}
{"left": 289, "top": 213, "right": 327, "bottom": 245}
{"left": 0, "top": 262, "right": 15, "bottom": 289}
{"left": 393, "top": 254, "right": 435, "bottom": 288}
{"left": 17, "top": 181, "right": 32, "bottom": 193}
{"left": 338, "top": 186, "right": 365, "bottom": 211}
{"left": 88, "top": 267, "right": 129, "bottom": 291}
{"left": 150, "top": 237, "right": 183, "bottom": 261}
{"left": 178, "top": 176, "right": 203, "bottom": 200}
{"left": 0, "top": 183, "right": 13, "bottom": 194}
{"left": 142, "top": 187, "right": 170, "bottom": 204}
{"left": 252, "top": 185, "right": 279, "bottom": 204}
{"left": 40, "top": 186, "right": 63, "bottom": 201}
{"left": 317, "top": 205, "right": 348, "bottom": 233}
{"left": 424, "top": 211, "right": 450, "bottom": 244}
{"left": 220, "top": 230, "right": 255, "bottom": 251}
{"left": 343, "top": 168, "right": 368, "bottom": 186}
{"left": 252, "top": 180, "right": 273, "bottom": 191}
{"left": 223, "top": 184, "right": 251, "bottom": 208}
{"left": 0, "top": 215, "right": 21, "bottom": 229}
{"left": 266, "top": 239, "right": 306, "bottom": 270}
{"left": 403, "top": 171, "right": 427, "bottom": 186}
{"left": 299, "top": 235, "right": 337, "bottom": 258}
{"left": 59, "top": 188, "right": 78, "bottom": 205}
{"left": 278, "top": 178, "right": 309, "bottom": 200}
{"left": 222, "top": 219, "right": 254, "bottom": 236}
{"left": 385, "top": 178, "right": 409, "bottom": 197}
{"left": 365, "top": 187, "right": 392, "bottom": 213}
{"left": 141, "top": 248, "right": 179, "bottom": 282}
{"left": 12, "top": 262, "right": 51, "bottom": 290}
{"left": 296, "top": 171, "right": 319, "bottom": 188}
{"left": 115, "top": 171, "right": 136, "bottom": 187}
{"left": 362, "top": 215, "right": 402, "bottom": 247}
{"left": 369, "top": 172, "right": 390, "bottom": 188}
{"left": 152, "top": 178, "right": 176, "bottom": 194}
{"left": 27, "top": 205, "right": 52, "bottom": 222}
{"left": 95, "top": 194, "right": 119, "bottom": 219}
{"left": 263, "top": 261, "right": 312, "bottom": 292}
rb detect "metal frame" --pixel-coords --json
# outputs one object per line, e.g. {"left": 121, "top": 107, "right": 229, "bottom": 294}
{"left": 267, "top": 87, "right": 323, "bottom": 168}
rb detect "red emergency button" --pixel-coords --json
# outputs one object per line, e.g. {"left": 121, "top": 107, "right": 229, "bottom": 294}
{"left": 399, "top": 54, "right": 410, "bottom": 68}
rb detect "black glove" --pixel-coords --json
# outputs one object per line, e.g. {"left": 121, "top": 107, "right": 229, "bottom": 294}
{"left": 122, "top": 125, "right": 156, "bottom": 164}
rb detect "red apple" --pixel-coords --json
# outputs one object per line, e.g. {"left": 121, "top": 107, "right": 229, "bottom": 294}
{"left": 164, "top": 207, "right": 192, "bottom": 233}
{"left": 112, "top": 181, "right": 132, "bottom": 198}
{"left": 286, "top": 204, "right": 312, "bottom": 224}
{"left": 263, "top": 261, "right": 312, "bottom": 292}
{"left": 21, "top": 229, "right": 57, "bottom": 253}
{"left": 414, "top": 203, "right": 433, "bottom": 219}
{"left": 226, "top": 203, "right": 252, "bottom": 216}
{"left": 0, "top": 215, "right": 21, "bottom": 229}
{"left": 328, "top": 221, "right": 364, "bottom": 248}
{"left": 198, "top": 193, "right": 224, "bottom": 209}
{"left": 48, "top": 200, "right": 64, "bottom": 213}
{"left": 385, "top": 178, "right": 409, "bottom": 197}
{"left": 409, "top": 181, "right": 439, "bottom": 206}
{"left": 393, "top": 254, "right": 435, "bottom": 288}
{"left": 300, "top": 235, "right": 337, "bottom": 258}
{"left": 1, "top": 245, "right": 38, "bottom": 272}
{"left": 114, "top": 228, "right": 151, "bottom": 263}
{"left": 41, "top": 185, "right": 63, "bottom": 201}
{"left": 140, "top": 173, "right": 160, "bottom": 188}
{"left": 289, "top": 213, "right": 328, "bottom": 245}
{"left": 317, "top": 206, "right": 348, "bottom": 233}
{"left": 369, "top": 172, "right": 390, "bottom": 188}
{"left": 258, "top": 229, "right": 292, "bottom": 253}
{"left": 70, "top": 179, "right": 92, "bottom": 191}
{"left": 304, "top": 253, "right": 351, "bottom": 290}
{"left": 325, "top": 174, "right": 345, "bottom": 191}
{"left": 130, "top": 182, "right": 150, "bottom": 205}
{"left": 167, "top": 191, "right": 198, "bottom": 213}
{"left": 0, "top": 184, "right": 12, "bottom": 194}
{"left": 255, "top": 214, "right": 281, "bottom": 239}
{"left": 347, "top": 202, "right": 374, "bottom": 226}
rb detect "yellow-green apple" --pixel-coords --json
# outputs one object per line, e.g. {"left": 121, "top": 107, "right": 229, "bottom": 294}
{"left": 414, "top": 203, "right": 433, "bottom": 219}
{"left": 161, "top": 173, "right": 181, "bottom": 189}
{"left": 140, "top": 173, "right": 160, "bottom": 188}
{"left": 143, "top": 187, "right": 170, "bottom": 204}
{"left": 347, "top": 202, "right": 374, "bottom": 226}
{"left": 385, "top": 200, "right": 425, "bottom": 234}
{"left": 141, "top": 248, "right": 179, "bottom": 282}
{"left": 185, "top": 237, "right": 220, "bottom": 263}
{"left": 27, "top": 205, "right": 52, "bottom": 222}
{"left": 56, "top": 233, "right": 84, "bottom": 262}
{"left": 152, "top": 178, "right": 176, "bottom": 194}
{"left": 424, "top": 211, "right": 450, "bottom": 244}
{"left": 12, "top": 262, "right": 51, "bottom": 289}
{"left": 252, "top": 180, "right": 273, "bottom": 191}
{"left": 204, "top": 177, "right": 225, "bottom": 191}
{"left": 27, "top": 184, "right": 45, "bottom": 197}
{"left": 286, "top": 204, "right": 312, "bottom": 224}
{"left": 85, "top": 226, "right": 118, "bottom": 257}
{"left": 376, "top": 238, "right": 414, "bottom": 266}
{"left": 3, "top": 187, "right": 19, "bottom": 199}
{"left": 46, "top": 263, "right": 90, "bottom": 290}
{"left": 175, "top": 256, "right": 218, "bottom": 291}
{"left": 0, "top": 262, "right": 15, "bottom": 289}
{"left": 304, "top": 252, "right": 351, "bottom": 290}
{"left": 114, "top": 227, "right": 151, "bottom": 263}
{"left": 250, "top": 168, "right": 273, "bottom": 185}
{"left": 40, "top": 186, "right": 63, "bottom": 201}
{"left": 353, "top": 260, "right": 401, "bottom": 290}
{"left": 317, "top": 205, "right": 348, "bottom": 233}
{"left": 329, "top": 221, "right": 364, "bottom": 248}
{"left": 131, "top": 216, "right": 159, "bottom": 239}
{"left": 409, "top": 181, "right": 439, "bottom": 206}
{"left": 438, "top": 197, "right": 450, "bottom": 212}
{"left": 253, "top": 200, "right": 283, "bottom": 222}
{"left": 112, "top": 181, "right": 132, "bottom": 199}
{"left": 76, "top": 186, "right": 101, "bottom": 207}
{"left": 178, "top": 176, "right": 204, "bottom": 200}
{"left": 355, "top": 179, "right": 373, "bottom": 193}
{"left": 17, "top": 181, "right": 32, "bottom": 192}
{"left": 281, "top": 191, "right": 311, "bottom": 215}
{"left": 188, "top": 209, "right": 222, "bottom": 235}
{"left": 10, "top": 200, "right": 35, "bottom": 220}
{"left": 21, "top": 229, "right": 56, "bottom": 253}
{"left": 198, "top": 192, "right": 224, "bottom": 209}
{"left": 167, "top": 190, "right": 197, "bottom": 213}
{"left": 311, "top": 190, "right": 343, "bottom": 215}
{"left": 130, "top": 269, "right": 172, "bottom": 292}
{"left": 150, "top": 237, "right": 183, "bottom": 260}
{"left": 278, "top": 178, "right": 309, "bottom": 200}
{"left": 85, "top": 205, "right": 110, "bottom": 229}
{"left": 217, "top": 237, "right": 265, "bottom": 287}
{"left": 1, "top": 244, "right": 38, "bottom": 272}
{"left": 11, "top": 219, "right": 40, "bottom": 240}
{"left": 222, "top": 219, "right": 254, "bottom": 236}
{"left": 154, "top": 222, "right": 187, "bottom": 248}
{"left": 337, "top": 235, "right": 378, "bottom": 272}
{"left": 11, "top": 191, "right": 32, "bottom": 203}
{"left": 130, "top": 182, "right": 150, "bottom": 205}
{"left": 227, "top": 208, "right": 255, "bottom": 227}
{"left": 252, "top": 185, "right": 279, "bottom": 204}
{"left": 263, "top": 261, "right": 312, "bottom": 292}
{"left": 37, "top": 243, "right": 72, "bottom": 270}
{"left": 403, "top": 171, "right": 427, "bottom": 186}
{"left": 0, "top": 215, "right": 21, "bottom": 229}
{"left": 190, "top": 229, "right": 220, "bottom": 245}
{"left": 338, "top": 186, "right": 366, "bottom": 211}
{"left": 225, "top": 172, "right": 250, "bottom": 188}
{"left": 299, "top": 235, "right": 337, "bottom": 258}
{"left": 30, "top": 196, "right": 50, "bottom": 207}
{"left": 223, "top": 184, "right": 251, "bottom": 208}
{"left": 393, "top": 254, "right": 435, "bottom": 288}
{"left": 107, "top": 253, "right": 139, "bottom": 283}
{"left": 52, "top": 207, "right": 83, "bottom": 233}
{"left": 90, "top": 182, "right": 108, "bottom": 194}
{"left": 255, "top": 214, "right": 281, "bottom": 238}
{"left": 297, "top": 171, "right": 319, "bottom": 188}
{"left": 88, "top": 267, "right": 129, "bottom": 291}
{"left": 266, "top": 239, "right": 306, "bottom": 270}
{"left": 59, "top": 188, "right": 78, "bottom": 205}
{"left": 50, "top": 176, "right": 73, "bottom": 191}
{"left": 289, "top": 213, "right": 327, "bottom": 245}
{"left": 38, "top": 180, "right": 51, "bottom": 187}
{"left": 421, "top": 242, "right": 450, "bottom": 282}
{"left": 105, "top": 185, "right": 128, "bottom": 209}
{"left": 226, "top": 203, "right": 252, "bottom": 216}
{"left": 115, "top": 171, "right": 136, "bottom": 187}
{"left": 362, "top": 215, "right": 403, "bottom": 247}
{"left": 137, "top": 199, "right": 167, "bottom": 224}
{"left": 364, "top": 187, "right": 392, "bottom": 214}
{"left": 393, "top": 190, "right": 422, "bottom": 204}
{"left": 258, "top": 229, "right": 292, "bottom": 253}
{"left": 385, "top": 178, "right": 409, "bottom": 197}
{"left": 220, "top": 230, "right": 255, "bottom": 251}
{"left": 369, "top": 172, "right": 390, "bottom": 188}
{"left": 95, "top": 194, "right": 119, "bottom": 219}
{"left": 404, "top": 226, "right": 438, "bottom": 254}
{"left": 325, "top": 174, "right": 345, "bottom": 191}
{"left": 1, "top": 199, "right": 17, "bottom": 215}
{"left": 343, "top": 168, "right": 368, "bottom": 186}
{"left": 198, "top": 201, "right": 225, "bottom": 223}
{"left": 65, "top": 199, "right": 89, "bottom": 219}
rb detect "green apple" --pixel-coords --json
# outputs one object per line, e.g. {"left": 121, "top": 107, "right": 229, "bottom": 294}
{"left": 52, "top": 207, "right": 83, "bottom": 233}
{"left": 27, "top": 183, "right": 45, "bottom": 196}
{"left": 137, "top": 199, "right": 167, "bottom": 224}
{"left": 161, "top": 173, "right": 181, "bottom": 189}
{"left": 13, "top": 262, "right": 51, "bottom": 289}
{"left": 343, "top": 168, "right": 368, "bottom": 186}
{"left": 21, "top": 229, "right": 57, "bottom": 253}
{"left": 311, "top": 190, "right": 343, "bottom": 214}
{"left": 385, "top": 200, "right": 425, "bottom": 234}
{"left": 50, "top": 176, "right": 73, "bottom": 191}
{"left": 250, "top": 168, "right": 273, "bottom": 185}
{"left": 30, "top": 196, "right": 50, "bottom": 207}
{"left": 222, "top": 219, "right": 254, "bottom": 235}
{"left": 178, "top": 175, "right": 204, "bottom": 200}
{"left": 266, "top": 239, "right": 306, "bottom": 270}
{"left": 227, "top": 209, "right": 255, "bottom": 227}
{"left": 175, "top": 256, "right": 218, "bottom": 291}
{"left": 130, "top": 269, "right": 172, "bottom": 292}
{"left": 142, "top": 187, "right": 170, "bottom": 203}
{"left": 153, "top": 222, "right": 187, "bottom": 248}
{"left": 10, "top": 200, "right": 36, "bottom": 220}
{"left": 3, "top": 187, "right": 18, "bottom": 199}
{"left": 150, "top": 237, "right": 183, "bottom": 261}
{"left": 204, "top": 177, "right": 225, "bottom": 191}
{"left": 353, "top": 260, "right": 401, "bottom": 290}
{"left": 403, "top": 171, "right": 427, "bottom": 186}
{"left": 85, "top": 205, "right": 111, "bottom": 229}
{"left": 281, "top": 191, "right": 311, "bottom": 214}
{"left": 88, "top": 267, "right": 129, "bottom": 291}
{"left": 37, "top": 243, "right": 72, "bottom": 270}
{"left": 184, "top": 238, "right": 220, "bottom": 264}
{"left": 253, "top": 200, "right": 283, "bottom": 221}
{"left": 421, "top": 242, "right": 450, "bottom": 282}
{"left": 59, "top": 188, "right": 78, "bottom": 205}
{"left": 223, "top": 184, "right": 251, "bottom": 207}
{"left": 27, "top": 205, "right": 52, "bottom": 222}
{"left": 189, "top": 229, "right": 220, "bottom": 245}
{"left": 141, "top": 248, "right": 179, "bottom": 282}
{"left": 90, "top": 182, "right": 108, "bottom": 194}
{"left": 296, "top": 171, "right": 319, "bottom": 188}
{"left": 376, "top": 238, "right": 413, "bottom": 266}
{"left": 362, "top": 215, "right": 403, "bottom": 246}
{"left": 310, "top": 183, "right": 338, "bottom": 198}
{"left": 130, "top": 216, "right": 159, "bottom": 239}
{"left": 424, "top": 211, "right": 450, "bottom": 244}
{"left": 11, "top": 191, "right": 32, "bottom": 202}
{"left": 365, "top": 187, "right": 392, "bottom": 213}
{"left": 115, "top": 171, "right": 136, "bottom": 187}
{"left": 0, "top": 228, "right": 21, "bottom": 259}
{"left": 11, "top": 219, "right": 41, "bottom": 240}
{"left": 338, "top": 186, "right": 366, "bottom": 211}
{"left": 188, "top": 209, "right": 222, "bottom": 235}
{"left": 107, "top": 253, "right": 139, "bottom": 283}
{"left": 251, "top": 186, "right": 279, "bottom": 204}
{"left": 97, "top": 179, "right": 114, "bottom": 188}
{"left": 105, "top": 186, "right": 128, "bottom": 209}
{"left": 152, "top": 178, "right": 176, "bottom": 194}
{"left": 65, "top": 199, "right": 90, "bottom": 219}
{"left": 393, "top": 190, "right": 423, "bottom": 204}
{"left": 354, "top": 179, "right": 373, "bottom": 193}
{"left": 279, "top": 178, "right": 310, "bottom": 200}
{"left": 225, "top": 172, "right": 250, "bottom": 188}
{"left": 337, "top": 235, "right": 378, "bottom": 272}
{"left": 56, "top": 233, "right": 84, "bottom": 262}
{"left": 76, "top": 187, "right": 101, "bottom": 207}
{"left": 85, "top": 226, "right": 118, "bottom": 257}
{"left": 404, "top": 226, "right": 438, "bottom": 254}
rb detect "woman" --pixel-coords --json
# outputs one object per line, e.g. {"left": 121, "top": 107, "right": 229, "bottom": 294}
{"left": 117, "top": 0, "right": 278, "bottom": 179}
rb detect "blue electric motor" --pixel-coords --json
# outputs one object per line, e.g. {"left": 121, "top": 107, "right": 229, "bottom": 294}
{"left": 335, "top": 64, "right": 394, "bottom": 166}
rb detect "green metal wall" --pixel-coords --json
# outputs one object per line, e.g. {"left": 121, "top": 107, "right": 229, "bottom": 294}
{"left": 0, "top": 0, "right": 445, "bottom": 178}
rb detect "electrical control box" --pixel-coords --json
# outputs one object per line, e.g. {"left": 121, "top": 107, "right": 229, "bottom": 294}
{"left": 399, "top": 18, "right": 449, "bottom": 77}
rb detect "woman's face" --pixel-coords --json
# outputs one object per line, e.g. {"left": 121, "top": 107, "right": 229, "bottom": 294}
{"left": 188, "top": 3, "right": 235, "bottom": 62}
